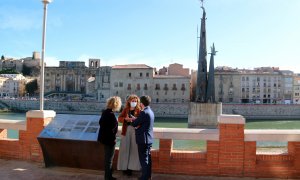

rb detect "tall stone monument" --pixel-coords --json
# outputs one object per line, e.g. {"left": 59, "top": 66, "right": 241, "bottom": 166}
{"left": 188, "top": 1, "right": 222, "bottom": 128}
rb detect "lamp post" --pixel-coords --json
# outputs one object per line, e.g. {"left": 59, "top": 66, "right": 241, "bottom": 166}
{"left": 40, "top": 0, "right": 52, "bottom": 111}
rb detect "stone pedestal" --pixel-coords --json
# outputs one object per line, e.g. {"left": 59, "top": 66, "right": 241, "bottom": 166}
{"left": 188, "top": 102, "right": 222, "bottom": 128}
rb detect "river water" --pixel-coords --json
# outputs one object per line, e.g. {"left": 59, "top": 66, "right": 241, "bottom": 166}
{"left": 1, "top": 112, "right": 300, "bottom": 150}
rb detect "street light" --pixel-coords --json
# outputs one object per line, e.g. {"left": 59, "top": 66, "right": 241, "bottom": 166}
{"left": 40, "top": 0, "right": 52, "bottom": 111}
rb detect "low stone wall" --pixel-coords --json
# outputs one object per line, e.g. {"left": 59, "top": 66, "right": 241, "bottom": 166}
{"left": 2, "top": 99, "right": 300, "bottom": 119}
{"left": 0, "top": 99, "right": 189, "bottom": 118}
{"left": 223, "top": 104, "right": 300, "bottom": 119}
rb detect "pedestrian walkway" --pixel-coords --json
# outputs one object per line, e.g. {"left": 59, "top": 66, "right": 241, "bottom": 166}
{"left": 0, "top": 159, "right": 291, "bottom": 180}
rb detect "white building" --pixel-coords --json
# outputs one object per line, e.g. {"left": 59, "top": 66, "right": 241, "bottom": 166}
{"left": 0, "top": 74, "right": 26, "bottom": 98}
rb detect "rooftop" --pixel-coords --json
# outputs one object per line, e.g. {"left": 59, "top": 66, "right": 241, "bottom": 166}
{"left": 112, "top": 64, "right": 153, "bottom": 69}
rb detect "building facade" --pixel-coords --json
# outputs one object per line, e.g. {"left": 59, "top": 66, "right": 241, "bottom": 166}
{"left": 0, "top": 74, "right": 26, "bottom": 98}
{"left": 44, "top": 60, "right": 99, "bottom": 97}
{"left": 293, "top": 74, "right": 300, "bottom": 104}
{"left": 214, "top": 67, "right": 295, "bottom": 104}
{"left": 152, "top": 75, "right": 190, "bottom": 103}
{"left": 281, "top": 70, "right": 294, "bottom": 104}
{"left": 214, "top": 67, "right": 241, "bottom": 103}
{"left": 110, "top": 64, "right": 190, "bottom": 103}
{"left": 110, "top": 64, "right": 154, "bottom": 102}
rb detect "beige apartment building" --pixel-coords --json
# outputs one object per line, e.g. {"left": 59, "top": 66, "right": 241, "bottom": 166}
{"left": 293, "top": 74, "right": 300, "bottom": 104}
{"left": 110, "top": 64, "right": 190, "bottom": 103}
{"left": 152, "top": 75, "right": 190, "bottom": 103}
{"left": 214, "top": 67, "right": 294, "bottom": 104}
{"left": 110, "top": 64, "right": 155, "bottom": 102}
{"left": 214, "top": 67, "right": 241, "bottom": 103}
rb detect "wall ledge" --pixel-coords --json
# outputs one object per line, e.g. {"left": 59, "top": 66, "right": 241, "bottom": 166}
{"left": 26, "top": 110, "right": 56, "bottom": 119}
{"left": 218, "top": 114, "right": 245, "bottom": 124}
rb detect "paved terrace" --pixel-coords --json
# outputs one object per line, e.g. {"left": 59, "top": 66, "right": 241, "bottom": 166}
{"left": 0, "top": 159, "right": 289, "bottom": 180}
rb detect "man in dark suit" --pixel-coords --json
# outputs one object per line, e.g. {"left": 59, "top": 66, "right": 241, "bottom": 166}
{"left": 132, "top": 95, "right": 154, "bottom": 180}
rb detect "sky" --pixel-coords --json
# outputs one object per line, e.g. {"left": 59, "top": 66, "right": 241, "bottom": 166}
{"left": 1, "top": 0, "right": 300, "bottom": 73}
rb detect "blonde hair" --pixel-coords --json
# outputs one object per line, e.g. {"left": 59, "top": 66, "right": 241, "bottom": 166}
{"left": 106, "top": 96, "right": 122, "bottom": 112}
{"left": 125, "top": 94, "right": 141, "bottom": 110}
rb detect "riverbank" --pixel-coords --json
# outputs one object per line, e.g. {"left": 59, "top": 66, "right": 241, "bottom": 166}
{"left": 1, "top": 99, "right": 300, "bottom": 119}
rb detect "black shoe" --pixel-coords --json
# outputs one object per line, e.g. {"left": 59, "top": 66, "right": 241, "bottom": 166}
{"left": 126, "top": 169, "right": 132, "bottom": 176}
{"left": 123, "top": 169, "right": 132, "bottom": 176}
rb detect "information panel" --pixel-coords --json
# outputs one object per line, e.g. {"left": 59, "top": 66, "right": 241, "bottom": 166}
{"left": 39, "top": 114, "right": 100, "bottom": 141}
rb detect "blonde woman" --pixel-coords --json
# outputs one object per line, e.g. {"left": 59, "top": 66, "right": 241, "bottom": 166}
{"left": 97, "top": 96, "right": 121, "bottom": 180}
{"left": 117, "top": 94, "right": 141, "bottom": 176}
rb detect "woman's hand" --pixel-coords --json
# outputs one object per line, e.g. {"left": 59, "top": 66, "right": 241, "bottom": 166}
{"left": 125, "top": 117, "right": 133, "bottom": 122}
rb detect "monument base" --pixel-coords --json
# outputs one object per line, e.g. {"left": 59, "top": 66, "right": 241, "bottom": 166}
{"left": 188, "top": 102, "right": 222, "bottom": 129}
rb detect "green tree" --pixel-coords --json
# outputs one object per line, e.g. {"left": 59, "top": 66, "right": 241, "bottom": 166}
{"left": 1, "top": 55, "right": 4, "bottom": 60}
{"left": 25, "top": 79, "right": 38, "bottom": 96}
{"left": 0, "top": 69, "right": 19, "bottom": 74}
{"left": 22, "top": 64, "right": 32, "bottom": 76}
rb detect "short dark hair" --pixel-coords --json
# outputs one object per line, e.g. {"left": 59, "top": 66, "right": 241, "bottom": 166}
{"left": 140, "top": 95, "right": 151, "bottom": 107}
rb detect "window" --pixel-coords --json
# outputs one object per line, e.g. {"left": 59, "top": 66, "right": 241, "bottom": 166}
{"left": 114, "top": 82, "right": 118, "bottom": 87}
{"left": 181, "top": 84, "right": 186, "bottom": 91}
{"left": 172, "top": 84, "right": 177, "bottom": 90}
{"left": 156, "top": 98, "right": 159, "bottom": 103}
{"left": 155, "top": 84, "right": 160, "bottom": 90}
{"left": 146, "top": 73, "right": 149, "bottom": 77}
{"left": 144, "top": 84, "right": 148, "bottom": 90}
{"left": 163, "top": 84, "right": 168, "bottom": 91}
{"left": 129, "top": 73, "right": 131, "bottom": 78}
{"left": 119, "top": 82, "right": 123, "bottom": 87}
{"left": 137, "top": 83, "right": 140, "bottom": 90}
{"left": 140, "top": 73, "right": 142, "bottom": 77}
{"left": 127, "top": 84, "right": 131, "bottom": 90}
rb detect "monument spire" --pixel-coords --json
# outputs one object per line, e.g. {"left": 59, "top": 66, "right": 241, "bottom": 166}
{"left": 196, "top": 0, "right": 208, "bottom": 102}
{"left": 207, "top": 43, "right": 217, "bottom": 102}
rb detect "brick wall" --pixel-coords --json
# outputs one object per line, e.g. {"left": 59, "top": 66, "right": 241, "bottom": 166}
{"left": 0, "top": 110, "right": 55, "bottom": 162}
{"left": 1, "top": 112, "right": 300, "bottom": 179}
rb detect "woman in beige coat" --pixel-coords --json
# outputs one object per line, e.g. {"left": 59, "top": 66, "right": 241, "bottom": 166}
{"left": 117, "top": 94, "right": 141, "bottom": 176}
